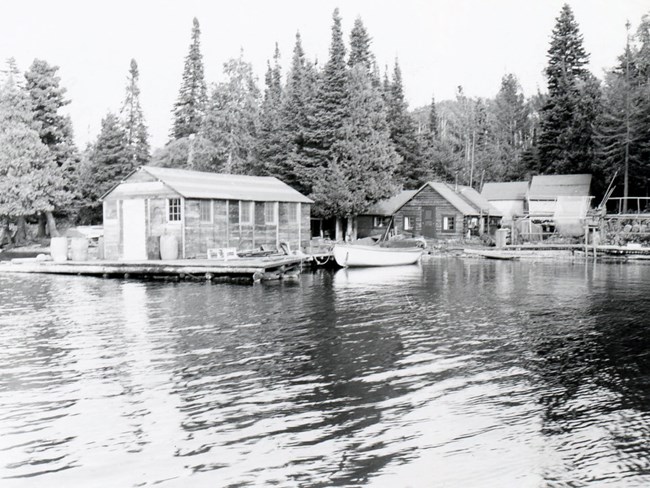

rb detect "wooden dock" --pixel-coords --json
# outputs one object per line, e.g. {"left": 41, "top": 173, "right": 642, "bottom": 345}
{"left": 0, "top": 255, "right": 313, "bottom": 282}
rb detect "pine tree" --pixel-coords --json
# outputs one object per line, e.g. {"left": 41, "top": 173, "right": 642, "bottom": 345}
{"left": 171, "top": 17, "right": 207, "bottom": 139}
{"left": 199, "top": 52, "right": 261, "bottom": 174}
{"left": 0, "top": 64, "right": 71, "bottom": 240}
{"left": 79, "top": 113, "right": 131, "bottom": 223}
{"left": 538, "top": 4, "right": 600, "bottom": 175}
{"left": 386, "top": 59, "right": 422, "bottom": 188}
{"left": 120, "top": 59, "right": 150, "bottom": 167}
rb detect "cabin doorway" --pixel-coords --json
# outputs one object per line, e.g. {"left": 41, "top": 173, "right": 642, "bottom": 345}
{"left": 422, "top": 206, "right": 436, "bottom": 238}
{"left": 122, "top": 199, "right": 148, "bottom": 260}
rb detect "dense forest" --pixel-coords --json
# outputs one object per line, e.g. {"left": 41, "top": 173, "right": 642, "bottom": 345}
{"left": 1, "top": 4, "right": 649, "bottom": 245}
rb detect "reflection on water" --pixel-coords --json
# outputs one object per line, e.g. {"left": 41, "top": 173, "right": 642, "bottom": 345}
{"left": 1, "top": 259, "right": 650, "bottom": 487}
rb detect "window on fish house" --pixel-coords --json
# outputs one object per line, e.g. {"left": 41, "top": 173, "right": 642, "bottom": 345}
{"left": 287, "top": 203, "right": 299, "bottom": 223}
{"left": 200, "top": 200, "right": 212, "bottom": 223}
{"left": 373, "top": 217, "right": 390, "bottom": 228}
{"left": 264, "top": 202, "right": 277, "bottom": 225}
{"left": 403, "top": 216, "right": 413, "bottom": 231}
{"left": 442, "top": 215, "right": 455, "bottom": 232}
{"left": 240, "top": 201, "right": 253, "bottom": 225}
{"left": 168, "top": 198, "right": 182, "bottom": 222}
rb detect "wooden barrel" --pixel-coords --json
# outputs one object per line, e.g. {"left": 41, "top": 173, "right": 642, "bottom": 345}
{"left": 50, "top": 237, "right": 68, "bottom": 262}
{"left": 159, "top": 235, "right": 178, "bottom": 260}
{"left": 70, "top": 237, "right": 89, "bottom": 261}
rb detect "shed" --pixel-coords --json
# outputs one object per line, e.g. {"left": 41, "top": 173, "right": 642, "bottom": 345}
{"left": 359, "top": 182, "right": 502, "bottom": 240}
{"left": 101, "top": 166, "right": 313, "bottom": 260}
{"left": 357, "top": 190, "right": 418, "bottom": 238}
{"left": 481, "top": 181, "right": 529, "bottom": 223}
{"left": 527, "top": 174, "right": 592, "bottom": 217}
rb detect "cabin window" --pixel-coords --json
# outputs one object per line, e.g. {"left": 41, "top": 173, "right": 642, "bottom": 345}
{"left": 104, "top": 201, "right": 118, "bottom": 220}
{"left": 373, "top": 216, "right": 390, "bottom": 228}
{"left": 442, "top": 215, "right": 455, "bottom": 232}
{"left": 264, "top": 202, "right": 277, "bottom": 225}
{"left": 240, "top": 201, "right": 253, "bottom": 225}
{"left": 287, "top": 203, "right": 299, "bottom": 223}
{"left": 403, "top": 216, "right": 414, "bottom": 231}
{"left": 168, "top": 198, "right": 181, "bottom": 222}
{"left": 200, "top": 200, "right": 212, "bottom": 223}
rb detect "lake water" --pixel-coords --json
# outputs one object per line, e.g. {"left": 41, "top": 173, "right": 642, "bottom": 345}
{"left": 1, "top": 258, "right": 650, "bottom": 487}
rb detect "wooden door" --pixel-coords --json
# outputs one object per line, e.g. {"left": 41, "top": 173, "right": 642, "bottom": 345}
{"left": 422, "top": 206, "right": 436, "bottom": 238}
{"left": 122, "top": 199, "right": 148, "bottom": 260}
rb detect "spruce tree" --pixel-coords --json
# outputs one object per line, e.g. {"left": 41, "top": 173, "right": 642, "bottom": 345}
{"left": 281, "top": 32, "right": 319, "bottom": 193}
{"left": 312, "top": 65, "right": 400, "bottom": 219}
{"left": 299, "top": 8, "right": 348, "bottom": 189}
{"left": 171, "top": 17, "right": 207, "bottom": 139}
{"left": 79, "top": 113, "right": 131, "bottom": 223}
{"left": 257, "top": 44, "right": 287, "bottom": 178}
{"left": 348, "top": 17, "right": 373, "bottom": 71}
{"left": 386, "top": 59, "right": 422, "bottom": 188}
{"left": 538, "top": 4, "right": 600, "bottom": 175}
{"left": 120, "top": 59, "right": 150, "bottom": 167}
{"left": 199, "top": 52, "right": 261, "bottom": 174}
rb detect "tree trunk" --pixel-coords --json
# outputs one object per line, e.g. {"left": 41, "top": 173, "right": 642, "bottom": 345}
{"left": 37, "top": 213, "right": 47, "bottom": 238}
{"left": 0, "top": 219, "right": 12, "bottom": 247}
{"left": 15, "top": 217, "right": 28, "bottom": 245}
{"left": 46, "top": 211, "right": 60, "bottom": 238}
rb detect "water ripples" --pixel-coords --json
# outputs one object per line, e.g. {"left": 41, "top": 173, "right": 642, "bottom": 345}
{"left": 1, "top": 260, "right": 650, "bottom": 486}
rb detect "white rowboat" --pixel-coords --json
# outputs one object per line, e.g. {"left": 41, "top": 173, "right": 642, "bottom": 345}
{"left": 333, "top": 243, "right": 424, "bottom": 267}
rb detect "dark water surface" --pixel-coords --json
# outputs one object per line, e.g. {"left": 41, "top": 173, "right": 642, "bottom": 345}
{"left": 1, "top": 258, "right": 650, "bottom": 487}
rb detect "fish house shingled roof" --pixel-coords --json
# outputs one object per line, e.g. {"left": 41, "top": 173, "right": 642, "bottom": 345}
{"left": 104, "top": 165, "right": 313, "bottom": 203}
{"left": 528, "top": 174, "right": 592, "bottom": 200}
{"left": 481, "top": 181, "right": 529, "bottom": 201}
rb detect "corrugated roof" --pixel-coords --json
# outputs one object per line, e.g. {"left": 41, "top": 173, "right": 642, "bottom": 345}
{"left": 363, "top": 190, "right": 419, "bottom": 216}
{"left": 107, "top": 166, "right": 313, "bottom": 203}
{"left": 425, "top": 182, "right": 478, "bottom": 215}
{"left": 528, "top": 174, "right": 592, "bottom": 199}
{"left": 481, "top": 181, "right": 529, "bottom": 201}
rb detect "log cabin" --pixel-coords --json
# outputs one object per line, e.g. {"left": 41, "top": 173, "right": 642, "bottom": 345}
{"left": 358, "top": 182, "right": 502, "bottom": 240}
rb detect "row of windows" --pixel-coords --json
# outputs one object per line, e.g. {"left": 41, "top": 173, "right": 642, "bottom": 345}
{"left": 104, "top": 200, "right": 299, "bottom": 225}
{"left": 373, "top": 215, "right": 455, "bottom": 232}
{"left": 399, "top": 215, "right": 455, "bottom": 232}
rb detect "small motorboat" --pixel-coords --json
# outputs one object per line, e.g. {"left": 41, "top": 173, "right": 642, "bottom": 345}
{"left": 333, "top": 240, "right": 425, "bottom": 267}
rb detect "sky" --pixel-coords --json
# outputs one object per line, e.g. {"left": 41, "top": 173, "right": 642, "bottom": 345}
{"left": 1, "top": 0, "right": 648, "bottom": 150}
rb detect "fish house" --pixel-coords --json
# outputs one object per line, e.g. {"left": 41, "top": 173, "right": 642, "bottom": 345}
{"left": 480, "top": 181, "right": 529, "bottom": 223}
{"left": 101, "top": 166, "right": 313, "bottom": 260}
{"left": 527, "top": 174, "right": 592, "bottom": 218}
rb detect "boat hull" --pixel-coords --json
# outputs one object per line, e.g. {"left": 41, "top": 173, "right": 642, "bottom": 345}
{"left": 333, "top": 244, "right": 424, "bottom": 267}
